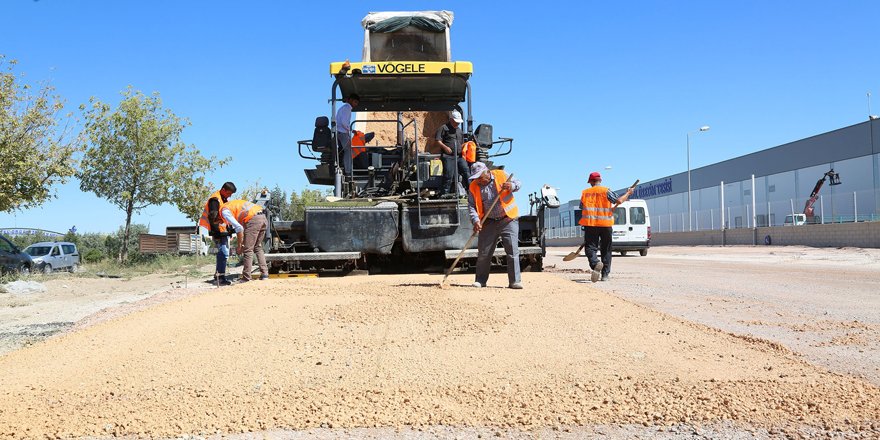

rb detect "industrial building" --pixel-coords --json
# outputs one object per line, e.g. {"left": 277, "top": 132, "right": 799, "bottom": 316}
{"left": 545, "top": 119, "right": 880, "bottom": 240}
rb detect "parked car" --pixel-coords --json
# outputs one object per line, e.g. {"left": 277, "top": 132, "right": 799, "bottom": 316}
{"left": 611, "top": 199, "right": 651, "bottom": 256}
{"left": 0, "top": 234, "right": 33, "bottom": 275}
{"left": 23, "top": 241, "right": 80, "bottom": 274}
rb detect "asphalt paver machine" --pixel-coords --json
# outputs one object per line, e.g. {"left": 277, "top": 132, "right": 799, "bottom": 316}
{"left": 264, "top": 11, "right": 558, "bottom": 274}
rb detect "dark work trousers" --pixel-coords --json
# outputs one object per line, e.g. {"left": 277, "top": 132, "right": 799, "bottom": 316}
{"left": 441, "top": 154, "right": 469, "bottom": 195}
{"left": 583, "top": 226, "right": 612, "bottom": 276}
{"left": 475, "top": 217, "right": 521, "bottom": 286}
{"left": 215, "top": 235, "right": 229, "bottom": 278}
{"left": 337, "top": 131, "right": 352, "bottom": 177}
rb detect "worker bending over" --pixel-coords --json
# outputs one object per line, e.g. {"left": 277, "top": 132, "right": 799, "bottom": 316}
{"left": 467, "top": 162, "right": 523, "bottom": 289}
{"left": 221, "top": 200, "right": 269, "bottom": 282}
{"left": 579, "top": 171, "right": 633, "bottom": 282}
{"left": 199, "top": 182, "right": 236, "bottom": 285}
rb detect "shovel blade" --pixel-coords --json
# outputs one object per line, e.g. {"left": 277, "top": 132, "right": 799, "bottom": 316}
{"left": 562, "top": 252, "right": 580, "bottom": 262}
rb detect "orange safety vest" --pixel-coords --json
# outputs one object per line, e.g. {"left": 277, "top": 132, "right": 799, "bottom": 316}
{"left": 461, "top": 140, "right": 477, "bottom": 163}
{"left": 222, "top": 200, "right": 264, "bottom": 225}
{"left": 469, "top": 169, "right": 519, "bottom": 220}
{"left": 198, "top": 190, "right": 227, "bottom": 233}
{"left": 578, "top": 185, "right": 613, "bottom": 227}
{"left": 351, "top": 130, "right": 367, "bottom": 158}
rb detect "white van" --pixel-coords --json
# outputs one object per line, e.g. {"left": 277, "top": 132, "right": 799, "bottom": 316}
{"left": 23, "top": 241, "right": 80, "bottom": 274}
{"left": 611, "top": 199, "right": 651, "bottom": 256}
{"left": 783, "top": 213, "right": 807, "bottom": 226}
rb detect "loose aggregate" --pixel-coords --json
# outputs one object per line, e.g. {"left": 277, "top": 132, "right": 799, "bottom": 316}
{"left": 0, "top": 272, "right": 878, "bottom": 439}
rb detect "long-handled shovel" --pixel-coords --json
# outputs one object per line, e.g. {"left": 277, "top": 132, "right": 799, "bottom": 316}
{"left": 562, "top": 179, "right": 640, "bottom": 262}
{"left": 439, "top": 173, "right": 515, "bottom": 289}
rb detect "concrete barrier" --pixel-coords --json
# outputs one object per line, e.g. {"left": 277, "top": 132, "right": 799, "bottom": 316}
{"left": 650, "top": 222, "right": 880, "bottom": 248}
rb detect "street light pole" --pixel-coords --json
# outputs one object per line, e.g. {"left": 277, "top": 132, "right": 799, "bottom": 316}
{"left": 687, "top": 126, "right": 710, "bottom": 231}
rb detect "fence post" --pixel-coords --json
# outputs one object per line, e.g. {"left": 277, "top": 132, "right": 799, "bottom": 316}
{"left": 751, "top": 174, "right": 757, "bottom": 230}
{"left": 767, "top": 202, "right": 771, "bottom": 226}
{"left": 720, "top": 181, "right": 725, "bottom": 230}
{"left": 711, "top": 209, "right": 714, "bottom": 230}
{"left": 854, "top": 191, "right": 858, "bottom": 222}
{"left": 820, "top": 195, "right": 824, "bottom": 224}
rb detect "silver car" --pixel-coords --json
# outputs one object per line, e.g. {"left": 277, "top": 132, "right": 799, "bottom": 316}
{"left": 24, "top": 242, "right": 80, "bottom": 274}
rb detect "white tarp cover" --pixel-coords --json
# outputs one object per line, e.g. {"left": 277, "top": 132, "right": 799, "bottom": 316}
{"left": 362, "top": 11, "right": 454, "bottom": 29}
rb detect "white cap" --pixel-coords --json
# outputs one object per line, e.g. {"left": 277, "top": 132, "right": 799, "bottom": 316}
{"left": 468, "top": 162, "right": 489, "bottom": 180}
{"left": 450, "top": 110, "right": 463, "bottom": 123}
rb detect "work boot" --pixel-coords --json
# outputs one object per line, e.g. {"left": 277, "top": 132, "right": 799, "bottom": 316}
{"left": 215, "top": 274, "right": 231, "bottom": 286}
{"left": 508, "top": 282, "right": 523, "bottom": 289}
{"left": 471, "top": 282, "right": 484, "bottom": 288}
{"left": 591, "top": 262, "right": 604, "bottom": 283}
{"left": 259, "top": 274, "right": 269, "bottom": 280}
{"left": 600, "top": 274, "right": 609, "bottom": 282}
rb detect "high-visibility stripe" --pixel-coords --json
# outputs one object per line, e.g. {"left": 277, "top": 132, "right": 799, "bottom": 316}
{"left": 579, "top": 186, "right": 613, "bottom": 227}
{"left": 223, "top": 200, "right": 263, "bottom": 225}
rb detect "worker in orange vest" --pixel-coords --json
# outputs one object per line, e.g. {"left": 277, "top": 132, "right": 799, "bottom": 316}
{"left": 199, "top": 182, "right": 236, "bottom": 286}
{"left": 351, "top": 130, "right": 375, "bottom": 170}
{"left": 221, "top": 199, "right": 269, "bottom": 282}
{"left": 579, "top": 171, "right": 633, "bottom": 282}
{"left": 467, "top": 162, "right": 523, "bottom": 289}
{"left": 461, "top": 140, "right": 477, "bottom": 164}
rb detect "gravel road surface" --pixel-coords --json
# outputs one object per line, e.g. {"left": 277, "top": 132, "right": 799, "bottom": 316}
{"left": 545, "top": 245, "right": 880, "bottom": 386}
{"left": 1, "top": 261, "right": 878, "bottom": 439}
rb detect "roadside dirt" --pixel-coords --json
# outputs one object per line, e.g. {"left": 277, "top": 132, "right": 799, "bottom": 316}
{"left": 1, "top": 270, "right": 878, "bottom": 439}
{"left": 0, "top": 272, "right": 211, "bottom": 356}
{"left": 545, "top": 245, "right": 880, "bottom": 387}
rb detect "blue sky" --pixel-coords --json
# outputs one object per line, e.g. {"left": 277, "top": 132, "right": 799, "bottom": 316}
{"left": 2, "top": 1, "right": 879, "bottom": 234}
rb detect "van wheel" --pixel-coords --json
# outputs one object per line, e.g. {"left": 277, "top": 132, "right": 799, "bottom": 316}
{"left": 19, "top": 264, "right": 30, "bottom": 276}
{"left": 620, "top": 251, "right": 628, "bottom": 256}
{"left": 639, "top": 249, "right": 648, "bottom": 256}
{"left": 42, "top": 264, "right": 52, "bottom": 275}
{"left": 70, "top": 263, "right": 80, "bottom": 273}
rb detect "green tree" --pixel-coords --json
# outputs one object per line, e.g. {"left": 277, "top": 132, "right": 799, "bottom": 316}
{"left": 0, "top": 55, "right": 81, "bottom": 212}
{"left": 179, "top": 181, "right": 214, "bottom": 224}
{"left": 236, "top": 179, "right": 265, "bottom": 203}
{"left": 9, "top": 231, "right": 51, "bottom": 250}
{"left": 267, "top": 185, "right": 289, "bottom": 220}
{"left": 288, "top": 188, "right": 333, "bottom": 220}
{"left": 104, "top": 223, "right": 148, "bottom": 264}
{"left": 77, "top": 232, "right": 109, "bottom": 263}
{"left": 79, "top": 87, "right": 229, "bottom": 262}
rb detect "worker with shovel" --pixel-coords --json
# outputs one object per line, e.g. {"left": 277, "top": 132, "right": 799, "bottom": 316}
{"left": 467, "top": 162, "right": 523, "bottom": 289}
{"left": 579, "top": 171, "right": 633, "bottom": 282}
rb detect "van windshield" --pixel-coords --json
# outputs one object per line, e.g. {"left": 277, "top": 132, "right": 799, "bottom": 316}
{"left": 25, "top": 246, "right": 52, "bottom": 257}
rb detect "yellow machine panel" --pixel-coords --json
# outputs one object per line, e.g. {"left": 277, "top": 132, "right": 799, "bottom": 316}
{"left": 330, "top": 61, "right": 473, "bottom": 76}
